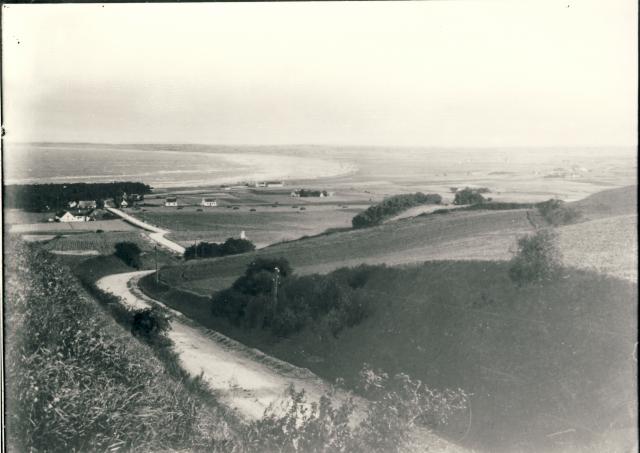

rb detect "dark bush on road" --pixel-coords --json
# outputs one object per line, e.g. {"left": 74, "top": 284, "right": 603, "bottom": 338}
{"left": 114, "top": 241, "right": 142, "bottom": 268}
{"left": 131, "top": 308, "right": 170, "bottom": 341}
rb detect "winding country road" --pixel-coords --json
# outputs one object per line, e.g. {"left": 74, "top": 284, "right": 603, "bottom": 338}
{"left": 96, "top": 270, "right": 466, "bottom": 452}
{"left": 97, "top": 270, "right": 331, "bottom": 420}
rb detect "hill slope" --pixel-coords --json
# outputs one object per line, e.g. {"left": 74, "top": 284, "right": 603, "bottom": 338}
{"left": 160, "top": 209, "right": 534, "bottom": 295}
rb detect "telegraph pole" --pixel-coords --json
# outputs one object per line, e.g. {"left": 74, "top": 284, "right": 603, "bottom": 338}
{"left": 272, "top": 267, "right": 280, "bottom": 316}
{"left": 155, "top": 245, "right": 159, "bottom": 285}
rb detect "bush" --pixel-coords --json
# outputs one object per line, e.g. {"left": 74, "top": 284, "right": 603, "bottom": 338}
{"left": 453, "top": 187, "right": 486, "bottom": 205}
{"left": 114, "top": 241, "right": 142, "bottom": 268}
{"left": 131, "top": 308, "right": 170, "bottom": 341}
{"left": 537, "top": 199, "right": 581, "bottom": 226}
{"left": 237, "top": 366, "right": 468, "bottom": 453}
{"left": 509, "top": 230, "right": 562, "bottom": 284}
{"left": 184, "top": 237, "right": 255, "bottom": 260}
{"left": 211, "top": 261, "right": 377, "bottom": 338}
{"left": 352, "top": 192, "right": 442, "bottom": 229}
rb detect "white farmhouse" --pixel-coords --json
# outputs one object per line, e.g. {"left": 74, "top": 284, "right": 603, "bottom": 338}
{"left": 57, "top": 211, "right": 89, "bottom": 222}
{"left": 165, "top": 197, "right": 178, "bottom": 207}
{"left": 201, "top": 198, "right": 218, "bottom": 207}
{"left": 120, "top": 199, "right": 129, "bottom": 208}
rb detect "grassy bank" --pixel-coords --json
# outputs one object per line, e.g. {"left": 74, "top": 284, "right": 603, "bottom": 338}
{"left": 142, "top": 259, "right": 637, "bottom": 452}
{"left": 3, "top": 243, "right": 235, "bottom": 452}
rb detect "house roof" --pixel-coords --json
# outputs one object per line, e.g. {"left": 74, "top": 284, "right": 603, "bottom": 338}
{"left": 166, "top": 197, "right": 177, "bottom": 202}
{"left": 203, "top": 198, "right": 217, "bottom": 202}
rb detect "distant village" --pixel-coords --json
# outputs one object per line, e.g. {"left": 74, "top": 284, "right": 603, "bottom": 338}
{"left": 51, "top": 180, "right": 334, "bottom": 222}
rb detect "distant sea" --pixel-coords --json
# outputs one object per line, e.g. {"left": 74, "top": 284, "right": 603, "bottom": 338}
{"left": 3, "top": 143, "right": 357, "bottom": 188}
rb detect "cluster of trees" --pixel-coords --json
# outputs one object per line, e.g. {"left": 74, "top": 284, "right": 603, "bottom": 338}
{"left": 536, "top": 199, "right": 581, "bottom": 226}
{"left": 114, "top": 242, "right": 142, "bottom": 268}
{"left": 509, "top": 230, "right": 562, "bottom": 285}
{"left": 211, "top": 259, "right": 378, "bottom": 338}
{"left": 4, "top": 182, "right": 152, "bottom": 212}
{"left": 352, "top": 192, "right": 442, "bottom": 229}
{"left": 453, "top": 187, "right": 488, "bottom": 205}
{"left": 184, "top": 238, "right": 256, "bottom": 260}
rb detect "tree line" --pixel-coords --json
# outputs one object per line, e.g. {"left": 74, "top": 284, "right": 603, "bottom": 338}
{"left": 184, "top": 238, "right": 256, "bottom": 260}
{"left": 4, "top": 182, "right": 152, "bottom": 212}
{"left": 352, "top": 192, "right": 442, "bottom": 229}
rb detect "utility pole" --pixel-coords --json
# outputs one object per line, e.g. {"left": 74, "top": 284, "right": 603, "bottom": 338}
{"left": 272, "top": 267, "right": 280, "bottom": 316}
{"left": 155, "top": 245, "right": 159, "bottom": 285}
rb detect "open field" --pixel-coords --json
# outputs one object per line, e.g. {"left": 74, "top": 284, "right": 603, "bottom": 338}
{"left": 158, "top": 209, "right": 535, "bottom": 295}
{"left": 9, "top": 219, "right": 136, "bottom": 233}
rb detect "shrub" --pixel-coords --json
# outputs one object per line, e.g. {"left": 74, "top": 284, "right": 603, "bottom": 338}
{"left": 537, "top": 199, "right": 581, "bottom": 226}
{"left": 352, "top": 192, "right": 442, "bottom": 229}
{"left": 238, "top": 366, "right": 468, "bottom": 453}
{"left": 131, "top": 308, "right": 170, "bottom": 341}
{"left": 509, "top": 230, "right": 562, "bottom": 284}
{"left": 453, "top": 187, "right": 486, "bottom": 205}
{"left": 114, "top": 241, "right": 142, "bottom": 268}
{"left": 184, "top": 237, "right": 255, "bottom": 260}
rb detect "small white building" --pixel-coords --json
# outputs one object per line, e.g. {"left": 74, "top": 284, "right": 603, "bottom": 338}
{"left": 57, "top": 211, "right": 89, "bottom": 222}
{"left": 201, "top": 198, "right": 218, "bottom": 207}
{"left": 68, "top": 201, "right": 78, "bottom": 208}
{"left": 120, "top": 199, "right": 128, "bottom": 208}
{"left": 240, "top": 230, "right": 247, "bottom": 240}
{"left": 165, "top": 197, "right": 178, "bottom": 207}
{"left": 266, "top": 181, "right": 284, "bottom": 188}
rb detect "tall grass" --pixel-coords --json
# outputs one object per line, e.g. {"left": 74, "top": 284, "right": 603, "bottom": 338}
{"left": 4, "top": 243, "right": 234, "bottom": 452}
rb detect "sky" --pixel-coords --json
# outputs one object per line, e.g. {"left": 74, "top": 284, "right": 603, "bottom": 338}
{"left": 1, "top": 1, "right": 637, "bottom": 147}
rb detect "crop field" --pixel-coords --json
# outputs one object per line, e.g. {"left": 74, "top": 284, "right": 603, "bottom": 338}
{"left": 159, "top": 209, "right": 535, "bottom": 295}
{"left": 132, "top": 203, "right": 365, "bottom": 247}
{"left": 558, "top": 214, "right": 637, "bottom": 282}
{"left": 40, "top": 231, "right": 153, "bottom": 255}
{"left": 9, "top": 219, "right": 137, "bottom": 234}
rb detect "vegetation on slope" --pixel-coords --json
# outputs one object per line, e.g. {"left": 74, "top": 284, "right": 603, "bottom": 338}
{"left": 453, "top": 187, "right": 487, "bottom": 205}
{"left": 184, "top": 237, "right": 255, "bottom": 260}
{"left": 352, "top": 192, "right": 442, "bottom": 228}
{"left": 3, "top": 243, "right": 232, "bottom": 452}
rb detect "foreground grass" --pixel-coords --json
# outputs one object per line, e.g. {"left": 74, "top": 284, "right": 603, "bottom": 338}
{"left": 4, "top": 243, "right": 234, "bottom": 452}
{"left": 143, "top": 259, "right": 638, "bottom": 452}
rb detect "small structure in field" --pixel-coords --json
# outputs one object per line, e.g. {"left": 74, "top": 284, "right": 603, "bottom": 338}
{"left": 165, "top": 197, "right": 178, "bottom": 207}
{"left": 120, "top": 199, "right": 129, "bottom": 208}
{"left": 201, "top": 198, "right": 218, "bottom": 207}
{"left": 266, "top": 181, "right": 284, "bottom": 188}
{"left": 68, "top": 201, "right": 78, "bottom": 208}
{"left": 240, "top": 230, "right": 247, "bottom": 240}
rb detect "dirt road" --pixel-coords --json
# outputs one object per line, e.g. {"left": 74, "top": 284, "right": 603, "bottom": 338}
{"left": 105, "top": 207, "right": 186, "bottom": 254}
{"left": 97, "top": 271, "right": 331, "bottom": 419}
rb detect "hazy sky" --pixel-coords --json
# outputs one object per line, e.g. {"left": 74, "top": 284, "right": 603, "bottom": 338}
{"left": 2, "top": 1, "right": 637, "bottom": 147}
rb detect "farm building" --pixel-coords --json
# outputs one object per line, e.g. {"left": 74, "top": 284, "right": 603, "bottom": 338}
{"left": 68, "top": 201, "right": 78, "bottom": 208}
{"left": 266, "top": 181, "right": 284, "bottom": 188}
{"left": 120, "top": 199, "right": 129, "bottom": 208}
{"left": 201, "top": 198, "right": 218, "bottom": 207}
{"left": 165, "top": 197, "right": 178, "bottom": 207}
{"left": 56, "top": 211, "right": 90, "bottom": 222}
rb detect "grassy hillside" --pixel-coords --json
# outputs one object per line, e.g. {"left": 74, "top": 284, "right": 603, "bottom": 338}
{"left": 158, "top": 209, "right": 534, "bottom": 295}
{"left": 569, "top": 185, "right": 636, "bottom": 219}
{"left": 3, "top": 243, "right": 234, "bottom": 452}
{"left": 145, "top": 260, "right": 637, "bottom": 452}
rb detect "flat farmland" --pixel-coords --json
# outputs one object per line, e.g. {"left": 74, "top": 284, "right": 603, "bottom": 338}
{"left": 9, "top": 219, "right": 137, "bottom": 234}
{"left": 160, "top": 209, "right": 535, "bottom": 295}
{"left": 131, "top": 203, "right": 365, "bottom": 247}
{"left": 40, "top": 231, "right": 153, "bottom": 255}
